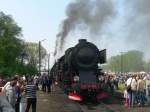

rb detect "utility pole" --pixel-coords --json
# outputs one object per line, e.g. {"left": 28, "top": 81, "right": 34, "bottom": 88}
{"left": 148, "top": 61, "right": 150, "bottom": 73}
{"left": 39, "top": 41, "right": 41, "bottom": 75}
{"left": 121, "top": 53, "right": 123, "bottom": 74}
{"left": 48, "top": 53, "right": 50, "bottom": 75}
{"left": 39, "top": 39, "right": 46, "bottom": 75}
{"left": 120, "top": 52, "right": 126, "bottom": 75}
{"left": 121, "top": 54, "right": 123, "bottom": 74}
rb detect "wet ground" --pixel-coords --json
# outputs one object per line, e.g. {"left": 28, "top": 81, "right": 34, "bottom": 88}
{"left": 37, "top": 86, "right": 150, "bottom": 112}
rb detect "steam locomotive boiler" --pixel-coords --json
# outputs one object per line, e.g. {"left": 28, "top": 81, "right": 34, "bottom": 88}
{"left": 51, "top": 39, "right": 107, "bottom": 101}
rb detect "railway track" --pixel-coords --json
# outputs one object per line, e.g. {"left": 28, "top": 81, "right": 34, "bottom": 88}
{"left": 70, "top": 93, "right": 126, "bottom": 112}
{"left": 37, "top": 86, "right": 150, "bottom": 112}
{"left": 74, "top": 100, "right": 124, "bottom": 112}
{"left": 52, "top": 86, "right": 126, "bottom": 112}
{"left": 72, "top": 95, "right": 150, "bottom": 112}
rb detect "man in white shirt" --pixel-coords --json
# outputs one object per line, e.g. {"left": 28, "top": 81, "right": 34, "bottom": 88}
{"left": 2, "top": 77, "right": 18, "bottom": 109}
{"left": 126, "top": 74, "right": 137, "bottom": 107}
{"left": 0, "top": 92, "right": 15, "bottom": 112}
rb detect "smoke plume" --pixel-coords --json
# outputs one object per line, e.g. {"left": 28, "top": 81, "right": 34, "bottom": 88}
{"left": 124, "top": 0, "right": 150, "bottom": 59}
{"left": 54, "top": 0, "right": 114, "bottom": 56}
{"left": 54, "top": 0, "right": 150, "bottom": 60}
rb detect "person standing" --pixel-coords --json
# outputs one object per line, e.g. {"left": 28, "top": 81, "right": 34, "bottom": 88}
{"left": 41, "top": 74, "right": 47, "bottom": 92}
{"left": 107, "top": 75, "right": 114, "bottom": 95}
{"left": 137, "top": 75, "right": 145, "bottom": 107}
{"left": 34, "top": 75, "right": 39, "bottom": 90}
{"left": 25, "top": 78, "right": 37, "bottom": 112}
{"left": 124, "top": 87, "right": 129, "bottom": 107}
{"left": 2, "top": 77, "right": 18, "bottom": 109}
{"left": 19, "top": 78, "right": 25, "bottom": 112}
{"left": 0, "top": 76, "right": 4, "bottom": 92}
{"left": 15, "top": 80, "right": 21, "bottom": 112}
{"left": 114, "top": 76, "right": 119, "bottom": 90}
{"left": 126, "top": 74, "right": 137, "bottom": 107}
{"left": 0, "top": 92, "right": 15, "bottom": 112}
{"left": 145, "top": 77, "right": 150, "bottom": 103}
{"left": 45, "top": 74, "right": 51, "bottom": 93}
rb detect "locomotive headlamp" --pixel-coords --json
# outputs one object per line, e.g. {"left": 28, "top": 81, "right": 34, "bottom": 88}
{"left": 98, "top": 75, "right": 104, "bottom": 81}
{"left": 74, "top": 75, "right": 79, "bottom": 82}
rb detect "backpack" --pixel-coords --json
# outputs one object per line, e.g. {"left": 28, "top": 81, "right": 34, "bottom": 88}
{"left": 127, "top": 78, "right": 133, "bottom": 93}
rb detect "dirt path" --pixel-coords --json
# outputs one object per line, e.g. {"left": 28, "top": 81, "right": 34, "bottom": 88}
{"left": 37, "top": 86, "right": 80, "bottom": 112}
{"left": 36, "top": 86, "right": 150, "bottom": 112}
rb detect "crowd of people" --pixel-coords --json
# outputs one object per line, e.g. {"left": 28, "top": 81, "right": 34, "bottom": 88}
{"left": 1, "top": 72, "right": 150, "bottom": 111}
{"left": 0, "top": 73, "right": 52, "bottom": 112}
{"left": 100, "top": 72, "right": 150, "bottom": 107}
{"left": 124, "top": 73, "right": 150, "bottom": 107}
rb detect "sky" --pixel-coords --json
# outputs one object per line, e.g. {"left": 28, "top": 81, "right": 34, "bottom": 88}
{"left": 0, "top": 0, "right": 150, "bottom": 67}
{"left": 0, "top": 0, "right": 72, "bottom": 67}
{"left": 0, "top": 0, "right": 126, "bottom": 56}
{"left": 0, "top": 0, "right": 71, "bottom": 53}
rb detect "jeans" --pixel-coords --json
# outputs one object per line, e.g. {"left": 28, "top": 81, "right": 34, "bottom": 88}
{"left": 129, "top": 90, "right": 136, "bottom": 107}
{"left": 20, "top": 97, "right": 25, "bottom": 112}
{"left": 128, "top": 91, "right": 132, "bottom": 106}
{"left": 20, "top": 102, "right": 25, "bottom": 112}
{"left": 15, "top": 102, "right": 19, "bottom": 112}
{"left": 146, "top": 87, "right": 150, "bottom": 102}
{"left": 25, "top": 98, "right": 36, "bottom": 112}
{"left": 42, "top": 84, "right": 46, "bottom": 92}
{"left": 47, "top": 84, "right": 51, "bottom": 92}
{"left": 139, "top": 91, "right": 145, "bottom": 106}
{"left": 132, "top": 90, "right": 137, "bottom": 106}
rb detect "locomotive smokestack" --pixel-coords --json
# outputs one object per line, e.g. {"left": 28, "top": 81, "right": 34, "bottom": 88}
{"left": 79, "top": 39, "right": 87, "bottom": 44}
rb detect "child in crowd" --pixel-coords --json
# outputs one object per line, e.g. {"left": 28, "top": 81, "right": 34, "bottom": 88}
{"left": 124, "top": 88, "right": 129, "bottom": 107}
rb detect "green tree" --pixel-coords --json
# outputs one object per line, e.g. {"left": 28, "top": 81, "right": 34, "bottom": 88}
{"left": 0, "top": 12, "right": 48, "bottom": 77}
{"left": 24, "top": 42, "right": 47, "bottom": 69}
{"left": 0, "top": 12, "right": 23, "bottom": 76}
{"left": 143, "top": 60, "right": 150, "bottom": 72}
{"left": 105, "top": 50, "right": 144, "bottom": 72}
{"left": 123, "top": 51, "right": 144, "bottom": 72}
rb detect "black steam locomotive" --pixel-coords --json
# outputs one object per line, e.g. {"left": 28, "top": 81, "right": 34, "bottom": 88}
{"left": 51, "top": 39, "right": 108, "bottom": 101}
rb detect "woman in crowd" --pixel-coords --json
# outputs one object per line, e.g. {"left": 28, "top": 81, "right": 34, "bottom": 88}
{"left": 18, "top": 78, "right": 25, "bottom": 112}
